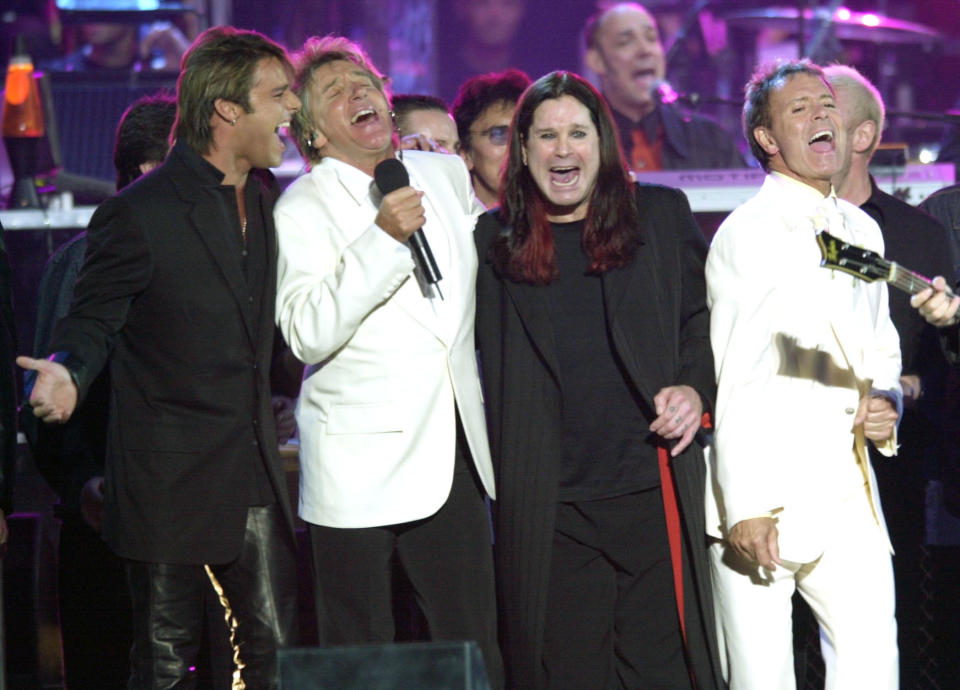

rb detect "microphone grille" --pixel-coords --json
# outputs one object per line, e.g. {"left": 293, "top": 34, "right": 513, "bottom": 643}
{"left": 374, "top": 158, "right": 409, "bottom": 194}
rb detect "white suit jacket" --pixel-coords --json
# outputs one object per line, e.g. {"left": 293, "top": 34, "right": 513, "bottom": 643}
{"left": 274, "top": 150, "right": 495, "bottom": 528}
{"left": 705, "top": 173, "right": 901, "bottom": 562}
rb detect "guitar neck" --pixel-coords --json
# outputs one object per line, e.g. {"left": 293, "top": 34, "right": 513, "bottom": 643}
{"left": 817, "top": 231, "right": 956, "bottom": 301}
{"left": 888, "top": 263, "right": 957, "bottom": 299}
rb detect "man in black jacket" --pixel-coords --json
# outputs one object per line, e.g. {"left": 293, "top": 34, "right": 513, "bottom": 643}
{"left": 583, "top": 2, "right": 745, "bottom": 171}
{"left": 475, "top": 70, "right": 723, "bottom": 690}
{"left": 18, "top": 26, "right": 302, "bottom": 688}
{"left": 827, "top": 62, "right": 956, "bottom": 690}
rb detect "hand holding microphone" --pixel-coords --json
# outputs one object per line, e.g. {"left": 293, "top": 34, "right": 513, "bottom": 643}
{"left": 374, "top": 158, "right": 443, "bottom": 295}
{"left": 373, "top": 184, "right": 425, "bottom": 244}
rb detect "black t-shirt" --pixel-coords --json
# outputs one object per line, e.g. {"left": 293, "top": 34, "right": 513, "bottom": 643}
{"left": 547, "top": 220, "right": 660, "bottom": 501}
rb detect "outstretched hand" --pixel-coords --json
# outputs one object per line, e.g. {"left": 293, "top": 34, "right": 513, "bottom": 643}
{"left": 16, "top": 356, "right": 78, "bottom": 423}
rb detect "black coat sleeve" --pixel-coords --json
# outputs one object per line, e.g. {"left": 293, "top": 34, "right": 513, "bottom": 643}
{"left": 49, "top": 195, "right": 153, "bottom": 401}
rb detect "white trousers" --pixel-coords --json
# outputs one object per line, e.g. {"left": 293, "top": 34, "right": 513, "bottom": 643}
{"left": 709, "top": 489, "right": 898, "bottom": 690}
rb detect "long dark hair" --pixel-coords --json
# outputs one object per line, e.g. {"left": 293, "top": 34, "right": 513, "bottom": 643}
{"left": 493, "top": 71, "right": 641, "bottom": 285}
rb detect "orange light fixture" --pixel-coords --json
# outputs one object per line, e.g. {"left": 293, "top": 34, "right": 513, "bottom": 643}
{"left": 2, "top": 39, "right": 44, "bottom": 139}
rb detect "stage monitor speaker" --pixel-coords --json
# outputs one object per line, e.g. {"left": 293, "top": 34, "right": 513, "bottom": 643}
{"left": 278, "top": 640, "right": 491, "bottom": 690}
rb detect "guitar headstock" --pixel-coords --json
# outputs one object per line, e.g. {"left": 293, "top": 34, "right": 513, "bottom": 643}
{"left": 816, "top": 231, "right": 891, "bottom": 283}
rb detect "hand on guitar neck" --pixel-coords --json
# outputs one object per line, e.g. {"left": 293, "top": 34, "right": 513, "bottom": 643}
{"left": 911, "top": 276, "right": 960, "bottom": 328}
{"left": 816, "top": 231, "right": 960, "bottom": 328}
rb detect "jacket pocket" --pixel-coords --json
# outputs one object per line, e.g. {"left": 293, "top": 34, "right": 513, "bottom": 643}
{"left": 121, "top": 419, "right": 219, "bottom": 453}
{"left": 325, "top": 402, "right": 403, "bottom": 435}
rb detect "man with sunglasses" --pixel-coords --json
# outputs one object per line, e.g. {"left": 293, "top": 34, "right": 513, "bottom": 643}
{"left": 452, "top": 68, "right": 531, "bottom": 208}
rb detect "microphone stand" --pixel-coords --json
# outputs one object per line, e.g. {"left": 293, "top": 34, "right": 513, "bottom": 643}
{"left": 664, "top": 0, "right": 716, "bottom": 66}
{"left": 885, "top": 110, "right": 960, "bottom": 125}
{"left": 673, "top": 93, "right": 742, "bottom": 109}
{"left": 803, "top": 0, "right": 845, "bottom": 62}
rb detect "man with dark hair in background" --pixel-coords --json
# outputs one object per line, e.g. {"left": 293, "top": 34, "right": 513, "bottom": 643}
{"left": 452, "top": 68, "right": 530, "bottom": 208}
{"left": 18, "top": 26, "right": 302, "bottom": 688}
{"left": 392, "top": 93, "right": 460, "bottom": 154}
{"left": 583, "top": 2, "right": 745, "bottom": 171}
{"left": 112, "top": 93, "right": 177, "bottom": 189}
{"left": 436, "top": 0, "right": 529, "bottom": 103}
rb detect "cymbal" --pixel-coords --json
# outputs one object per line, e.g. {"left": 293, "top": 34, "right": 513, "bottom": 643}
{"left": 721, "top": 6, "right": 940, "bottom": 45}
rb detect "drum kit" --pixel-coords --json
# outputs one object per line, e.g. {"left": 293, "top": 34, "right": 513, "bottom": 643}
{"left": 653, "top": 0, "right": 945, "bottom": 58}
{"left": 658, "top": 1, "right": 959, "bottom": 127}
{"left": 718, "top": 3, "right": 940, "bottom": 47}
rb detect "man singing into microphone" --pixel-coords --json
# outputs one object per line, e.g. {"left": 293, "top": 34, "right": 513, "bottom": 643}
{"left": 274, "top": 35, "right": 502, "bottom": 685}
{"left": 583, "top": 2, "right": 746, "bottom": 171}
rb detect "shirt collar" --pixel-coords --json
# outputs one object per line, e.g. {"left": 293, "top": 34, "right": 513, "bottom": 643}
{"left": 314, "top": 153, "right": 402, "bottom": 206}
{"left": 610, "top": 106, "right": 673, "bottom": 144}
{"left": 769, "top": 170, "right": 836, "bottom": 205}
{"left": 170, "top": 139, "right": 228, "bottom": 187}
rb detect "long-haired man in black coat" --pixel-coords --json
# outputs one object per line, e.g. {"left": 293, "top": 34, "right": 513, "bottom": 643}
{"left": 475, "top": 70, "right": 723, "bottom": 689}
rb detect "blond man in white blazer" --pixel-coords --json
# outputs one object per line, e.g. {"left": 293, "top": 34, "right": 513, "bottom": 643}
{"left": 274, "top": 35, "right": 501, "bottom": 685}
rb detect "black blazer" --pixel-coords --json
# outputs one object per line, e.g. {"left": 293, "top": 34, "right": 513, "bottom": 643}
{"left": 476, "top": 183, "right": 724, "bottom": 690}
{"left": 49, "top": 141, "right": 295, "bottom": 564}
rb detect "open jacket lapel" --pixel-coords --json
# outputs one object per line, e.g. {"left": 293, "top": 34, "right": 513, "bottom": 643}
{"left": 488, "top": 214, "right": 602, "bottom": 388}
{"left": 334, "top": 163, "right": 449, "bottom": 345}
{"left": 603, "top": 262, "right": 663, "bottom": 407}
{"left": 170, "top": 172, "right": 257, "bottom": 349}
{"left": 499, "top": 264, "right": 562, "bottom": 387}
{"left": 602, "top": 195, "right": 667, "bottom": 408}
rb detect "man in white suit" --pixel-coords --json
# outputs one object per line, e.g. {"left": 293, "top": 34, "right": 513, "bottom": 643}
{"left": 273, "top": 35, "right": 502, "bottom": 685}
{"left": 705, "top": 60, "right": 902, "bottom": 689}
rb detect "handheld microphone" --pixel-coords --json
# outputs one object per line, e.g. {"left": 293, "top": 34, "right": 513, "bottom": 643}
{"left": 653, "top": 80, "right": 681, "bottom": 105}
{"left": 652, "top": 80, "right": 739, "bottom": 108}
{"left": 373, "top": 158, "right": 443, "bottom": 296}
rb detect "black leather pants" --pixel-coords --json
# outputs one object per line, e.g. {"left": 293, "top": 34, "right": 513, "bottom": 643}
{"left": 125, "top": 504, "right": 298, "bottom": 689}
